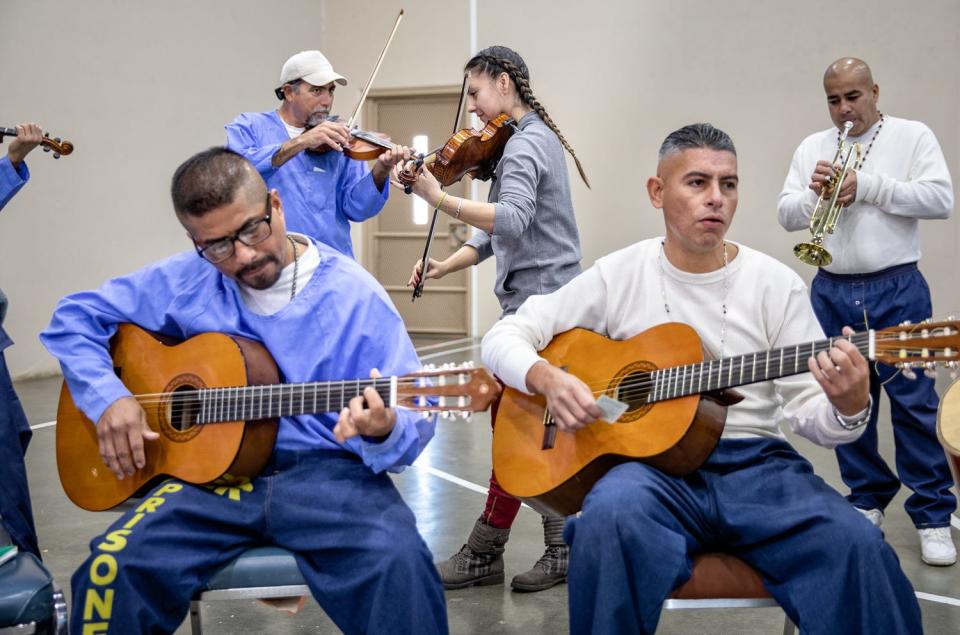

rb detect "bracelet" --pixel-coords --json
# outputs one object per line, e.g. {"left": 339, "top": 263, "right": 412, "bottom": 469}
{"left": 833, "top": 395, "right": 873, "bottom": 430}
{"left": 454, "top": 197, "right": 463, "bottom": 219}
{"left": 434, "top": 191, "right": 448, "bottom": 210}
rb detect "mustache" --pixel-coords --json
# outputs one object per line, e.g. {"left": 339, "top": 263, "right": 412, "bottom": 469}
{"left": 237, "top": 254, "right": 279, "bottom": 278}
{"left": 305, "top": 110, "right": 332, "bottom": 128}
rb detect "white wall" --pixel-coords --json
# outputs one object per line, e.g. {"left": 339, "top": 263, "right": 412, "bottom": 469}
{"left": 2, "top": 0, "right": 958, "bottom": 377}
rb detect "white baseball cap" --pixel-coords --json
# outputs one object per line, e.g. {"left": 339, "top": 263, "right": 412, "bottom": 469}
{"left": 279, "top": 50, "right": 347, "bottom": 89}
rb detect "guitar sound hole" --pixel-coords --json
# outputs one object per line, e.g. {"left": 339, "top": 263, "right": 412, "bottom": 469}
{"left": 615, "top": 371, "right": 651, "bottom": 411}
{"left": 170, "top": 385, "right": 201, "bottom": 432}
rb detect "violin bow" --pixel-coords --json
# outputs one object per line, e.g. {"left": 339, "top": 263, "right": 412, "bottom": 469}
{"left": 412, "top": 73, "right": 469, "bottom": 302}
{"left": 346, "top": 9, "right": 404, "bottom": 129}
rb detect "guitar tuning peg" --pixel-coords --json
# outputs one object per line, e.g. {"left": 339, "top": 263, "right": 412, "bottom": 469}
{"left": 924, "top": 363, "right": 937, "bottom": 379}
{"left": 43, "top": 146, "right": 51, "bottom": 152}
{"left": 902, "top": 367, "right": 917, "bottom": 381}
{"left": 53, "top": 154, "right": 60, "bottom": 159}
{"left": 461, "top": 411, "right": 472, "bottom": 421}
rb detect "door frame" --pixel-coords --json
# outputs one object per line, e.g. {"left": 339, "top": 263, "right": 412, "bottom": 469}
{"left": 360, "top": 85, "right": 475, "bottom": 335}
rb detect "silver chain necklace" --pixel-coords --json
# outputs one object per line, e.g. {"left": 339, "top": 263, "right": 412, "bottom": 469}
{"left": 286, "top": 235, "right": 300, "bottom": 301}
{"left": 658, "top": 240, "right": 730, "bottom": 358}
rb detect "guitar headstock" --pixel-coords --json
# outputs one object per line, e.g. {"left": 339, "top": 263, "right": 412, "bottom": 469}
{"left": 397, "top": 363, "right": 501, "bottom": 419}
{"left": 875, "top": 318, "right": 960, "bottom": 379}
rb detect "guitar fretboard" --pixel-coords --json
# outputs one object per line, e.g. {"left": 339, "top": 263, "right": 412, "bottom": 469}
{"left": 640, "top": 332, "right": 873, "bottom": 403}
{"left": 194, "top": 378, "right": 395, "bottom": 424}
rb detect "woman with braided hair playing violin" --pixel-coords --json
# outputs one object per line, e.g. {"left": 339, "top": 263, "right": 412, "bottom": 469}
{"left": 394, "top": 45, "right": 589, "bottom": 593}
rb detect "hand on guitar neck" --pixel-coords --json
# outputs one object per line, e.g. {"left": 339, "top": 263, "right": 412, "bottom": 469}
{"left": 807, "top": 325, "right": 870, "bottom": 417}
{"left": 332, "top": 368, "right": 397, "bottom": 443}
{"left": 97, "top": 396, "right": 161, "bottom": 480}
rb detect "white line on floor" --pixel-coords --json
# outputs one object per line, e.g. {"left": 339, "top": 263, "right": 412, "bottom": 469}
{"left": 414, "top": 464, "right": 530, "bottom": 510}
{"left": 31, "top": 420, "right": 57, "bottom": 430}
{"left": 916, "top": 591, "right": 960, "bottom": 607}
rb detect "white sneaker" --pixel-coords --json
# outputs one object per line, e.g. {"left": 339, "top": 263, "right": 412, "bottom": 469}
{"left": 918, "top": 527, "right": 957, "bottom": 566}
{"left": 855, "top": 507, "right": 884, "bottom": 528}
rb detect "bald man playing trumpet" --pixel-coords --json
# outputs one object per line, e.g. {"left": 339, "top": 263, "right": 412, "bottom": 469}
{"left": 778, "top": 57, "right": 956, "bottom": 566}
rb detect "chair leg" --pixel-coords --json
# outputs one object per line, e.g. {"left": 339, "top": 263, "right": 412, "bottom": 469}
{"left": 782, "top": 614, "right": 797, "bottom": 635}
{"left": 53, "top": 586, "right": 69, "bottom": 635}
{"left": 189, "top": 600, "right": 203, "bottom": 635}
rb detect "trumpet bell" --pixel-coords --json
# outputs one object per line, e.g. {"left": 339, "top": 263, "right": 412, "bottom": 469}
{"left": 794, "top": 242, "right": 833, "bottom": 267}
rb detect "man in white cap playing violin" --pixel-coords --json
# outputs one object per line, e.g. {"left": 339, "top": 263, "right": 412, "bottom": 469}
{"left": 226, "top": 50, "right": 410, "bottom": 258}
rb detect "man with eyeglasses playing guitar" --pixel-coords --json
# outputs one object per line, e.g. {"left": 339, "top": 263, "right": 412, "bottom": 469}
{"left": 40, "top": 147, "right": 448, "bottom": 635}
{"left": 481, "top": 124, "right": 922, "bottom": 634}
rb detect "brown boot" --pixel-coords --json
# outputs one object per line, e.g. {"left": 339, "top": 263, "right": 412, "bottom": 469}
{"left": 511, "top": 515, "right": 569, "bottom": 592}
{"left": 436, "top": 518, "right": 510, "bottom": 590}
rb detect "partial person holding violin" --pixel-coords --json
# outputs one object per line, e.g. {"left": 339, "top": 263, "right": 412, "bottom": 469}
{"left": 0, "top": 122, "right": 45, "bottom": 560}
{"left": 395, "top": 45, "right": 589, "bottom": 593}
{"left": 226, "top": 50, "right": 411, "bottom": 258}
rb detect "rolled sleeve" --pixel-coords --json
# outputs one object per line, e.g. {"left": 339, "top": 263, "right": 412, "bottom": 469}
{"left": 466, "top": 230, "right": 494, "bottom": 263}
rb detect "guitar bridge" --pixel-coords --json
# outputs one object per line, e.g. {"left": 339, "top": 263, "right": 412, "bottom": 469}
{"left": 541, "top": 410, "right": 557, "bottom": 450}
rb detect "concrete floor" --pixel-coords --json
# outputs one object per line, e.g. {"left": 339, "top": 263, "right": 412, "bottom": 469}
{"left": 16, "top": 335, "right": 960, "bottom": 634}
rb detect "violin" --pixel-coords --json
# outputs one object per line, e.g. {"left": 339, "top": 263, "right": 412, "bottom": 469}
{"left": 398, "top": 114, "right": 515, "bottom": 189}
{"left": 0, "top": 126, "right": 74, "bottom": 159}
{"left": 303, "top": 114, "right": 396, "bottom": 161}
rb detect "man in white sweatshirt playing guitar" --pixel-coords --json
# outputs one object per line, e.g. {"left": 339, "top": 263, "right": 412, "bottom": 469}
{"left": 481, "top": 124, "right": 922, "bottom": 635}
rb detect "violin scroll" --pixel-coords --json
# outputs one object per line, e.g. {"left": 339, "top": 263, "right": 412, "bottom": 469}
{"left": 40, "top": 133, "right": 74, "bottom": 159}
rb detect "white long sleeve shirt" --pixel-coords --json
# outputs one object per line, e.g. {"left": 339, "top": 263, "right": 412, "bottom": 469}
{"left": 481, "top": 239, "right": 864, "bottom": 448}
{"left": 777, "top": 115, "right": 953, "bottom": 274}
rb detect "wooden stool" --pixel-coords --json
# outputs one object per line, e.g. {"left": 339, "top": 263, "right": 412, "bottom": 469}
{"left": 663, "top": 553, "right": 796, "bottom": 634}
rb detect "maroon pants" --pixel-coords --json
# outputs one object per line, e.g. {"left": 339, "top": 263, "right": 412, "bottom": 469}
{"left": 480, "top": 385, "right": 523, "bottom": 529}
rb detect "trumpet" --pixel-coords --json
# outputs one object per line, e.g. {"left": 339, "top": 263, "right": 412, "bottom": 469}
{"left": 794, "top": 121, "right": 861, "bottom": 267}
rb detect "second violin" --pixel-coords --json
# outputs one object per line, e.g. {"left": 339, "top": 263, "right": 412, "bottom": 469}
{"left": 398, "top": 113, "right": 516, "bottom": 189}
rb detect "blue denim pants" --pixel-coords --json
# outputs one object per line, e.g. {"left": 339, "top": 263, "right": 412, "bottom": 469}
{"left": 70, "top": 450, "right": 448, "bottom": 635}
{"left": 0, "top": 345, "right": 39, "bottom": 557}
{"left": 811, "top": 263, "right": 956, "bottom": 527}
{"left": 564, "top": 438, "right": 922, "bottom": 635}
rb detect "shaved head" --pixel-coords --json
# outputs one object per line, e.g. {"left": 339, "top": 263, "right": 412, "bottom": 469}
{"left": 823, "top": 57, "right": 874, "bottom": 88}
{"left": 822, "top": 58, "right": 880, "bottom": 135}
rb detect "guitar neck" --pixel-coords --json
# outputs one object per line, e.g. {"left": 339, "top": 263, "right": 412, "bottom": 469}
{"left": 646, "top": 331, "right": 874, "bottom": 403}
{"left": 194, "top": 377, "right": 396, "bottom": 424}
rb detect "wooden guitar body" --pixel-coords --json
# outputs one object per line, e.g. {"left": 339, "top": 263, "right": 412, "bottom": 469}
{"left": 56, "top": 324, "right": 279, "bottom": 511}
{"left": 937, "top": 377, "right": 960, "bottom": 491}
{"left": 493, "top": 324, "right": 734, "bottom": 517}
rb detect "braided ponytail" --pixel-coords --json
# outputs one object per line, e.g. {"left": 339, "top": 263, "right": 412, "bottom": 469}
{"left": 466, "top": 47, "right": 590, "bottom": 189}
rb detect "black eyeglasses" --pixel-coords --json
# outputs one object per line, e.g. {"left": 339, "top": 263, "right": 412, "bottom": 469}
{"left": 194, "top": 197, "right": 273, "bottom": 264}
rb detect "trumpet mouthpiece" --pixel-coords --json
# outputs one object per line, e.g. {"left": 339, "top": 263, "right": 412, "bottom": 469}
{"left": 840, "top": 121, "right": 854, "bottom": 140}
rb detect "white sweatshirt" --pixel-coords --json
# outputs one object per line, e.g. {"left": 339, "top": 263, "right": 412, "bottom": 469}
{"left": 777, "top": 115, "right": 953, "bottom": 274}
{"left": 481, "top": 239, "right": 864, "bottom": 448}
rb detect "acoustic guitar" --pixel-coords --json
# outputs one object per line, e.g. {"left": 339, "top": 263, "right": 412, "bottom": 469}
{"left": 493, "top": 320, "right": 960, "bottom": 516}
{"left": 936, "top": 377, "right": 960, "bottom": 491}
{"left": 57, "top": 323, "right": 500, "bottom": 511}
